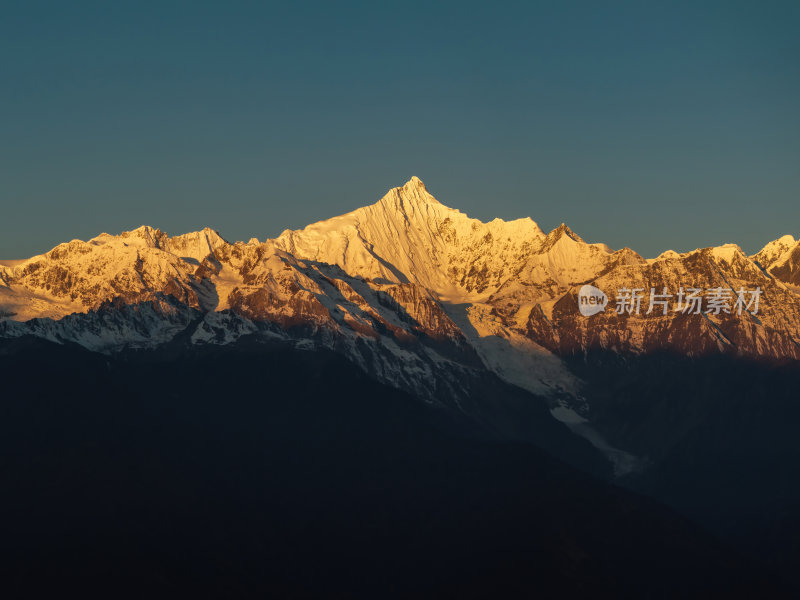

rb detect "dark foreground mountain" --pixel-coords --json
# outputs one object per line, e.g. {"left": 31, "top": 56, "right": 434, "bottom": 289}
{"left": 567, "top": 350, "right": 800, "bottom": 583}
{"left": 0, "top": 336, "right": 789, "bottom": 598}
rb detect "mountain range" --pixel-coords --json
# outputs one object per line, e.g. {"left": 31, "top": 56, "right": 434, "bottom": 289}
{"left": 3, "top": 177, "right": 800, "bottom": 594}
{"left": 2, "top": 177, "right": 798, "bottom": 446}
{"left": 3, "top": 175, "right": 799, "bottom": 371}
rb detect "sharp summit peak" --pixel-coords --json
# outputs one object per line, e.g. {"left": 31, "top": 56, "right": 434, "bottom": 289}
{"left": 375, "top": 176, "right": 441, "bottom": 209}
{"left": 403, "top": 175, "right": 426, "bottom": 189}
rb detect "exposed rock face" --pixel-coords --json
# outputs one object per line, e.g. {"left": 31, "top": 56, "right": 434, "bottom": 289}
{"left": 768, "top": 241, "right": 800, "bottom": 287}
{"left": 520, "top": 245, "right": 800, "bottom": 360}
{"left": 1, "top": 177, "right": 799, "bottom": 406}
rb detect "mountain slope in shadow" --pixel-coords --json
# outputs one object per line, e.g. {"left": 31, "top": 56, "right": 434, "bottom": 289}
{"left": 0, "top": 337, "right": 792, "bottom": 598}
{"left": 566, "top": 350, "right": 800, "bottom": 583}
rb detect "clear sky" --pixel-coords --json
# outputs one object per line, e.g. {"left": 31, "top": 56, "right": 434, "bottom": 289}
{"left": 2, "top": 1, "right": 798, "bottom": 259}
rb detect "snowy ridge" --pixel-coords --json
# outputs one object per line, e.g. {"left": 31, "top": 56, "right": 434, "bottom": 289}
{"left": 752, "top": 235, "right": 800, "bottom": 288}
{"left": 752, "top": 234, "right": 797, "bottom": 270}
{"left": 1, "top": 177, "right": 799, "bottom": 411}
{"left": 275, "top": 176, "right": 547, "bottom": 300}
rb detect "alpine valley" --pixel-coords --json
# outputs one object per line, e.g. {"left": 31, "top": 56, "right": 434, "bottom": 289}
{"left": 3, "top": 177, "right": 800, "bottom": 597}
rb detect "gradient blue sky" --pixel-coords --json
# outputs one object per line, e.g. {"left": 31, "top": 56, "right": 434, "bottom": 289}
{"left": 2, "top": 1, "right": 798, "bottom": 258}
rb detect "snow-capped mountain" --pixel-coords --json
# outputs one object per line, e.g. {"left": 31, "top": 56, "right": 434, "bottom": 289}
{"left": 755, "top": 234, "right": 800, "bottom": 287}
{"left": 2, "top": 177, "right": 799, "bottom": 438}
{"left": 274, "top": 176, "right": 548, "bottom": 300}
